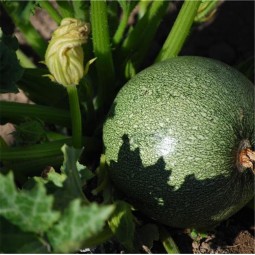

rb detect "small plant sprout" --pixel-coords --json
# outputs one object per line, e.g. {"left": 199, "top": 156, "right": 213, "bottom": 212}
{"left": 44, "top": 18, "right": 94, "bottom": 148}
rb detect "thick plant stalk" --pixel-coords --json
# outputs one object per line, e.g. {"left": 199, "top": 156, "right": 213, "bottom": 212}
{"left": 90, "top": 0, "right": 115, "bottom": 109}
{"left": 67, "top": 86, "right": 82, "bottom": 148}
{"left": 0, "top": 101, "right": 71, "bottom": 127}
{"left": 156, "top": 0, "right": 202, "bottom": 62}
{"left": 0, "top": 137, "right": 101, "bottom": 161}
{"left": 119, "top": 0, "right": 169, "bottom": 77}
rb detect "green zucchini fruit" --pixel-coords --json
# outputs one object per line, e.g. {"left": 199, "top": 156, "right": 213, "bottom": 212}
{"left": 103, "top": 56, "right": 254, "bottom": 229}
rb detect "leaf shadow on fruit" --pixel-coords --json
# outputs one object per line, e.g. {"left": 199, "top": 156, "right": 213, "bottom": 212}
{"left": 107, "top": 134, "right": 254, "bottom": 251}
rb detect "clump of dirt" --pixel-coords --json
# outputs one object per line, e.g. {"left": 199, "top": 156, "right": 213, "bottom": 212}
{"left": 190, "top": 207, "right": 255, "bottom": 254}
{"left": 192, "top": 229, "right": 254, "bottom": 254}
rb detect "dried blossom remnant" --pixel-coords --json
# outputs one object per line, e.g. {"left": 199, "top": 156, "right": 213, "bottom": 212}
{"left": 239, "top": 149, "right": 255, "bottom": 173}
{"left": 45, "top": 18, "right": 90, "bottom": 87}
{"left": 237, "top": 139, "right": 255, "bottom": 174}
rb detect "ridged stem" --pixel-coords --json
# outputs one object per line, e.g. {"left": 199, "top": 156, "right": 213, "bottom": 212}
{"left": 156, "top": 0, "right": 201, "bottom": 62}
{"left": 124, "top": 0, "right": 169, "bottom": 71}
{"left": 0, "top": 137, "right": 100, "bottom": 161}
{"left": 90, "top": 0, "right": 115, "bottom": 109}
{"left": 0, "top": 101, "right": 71, "bottom": 127}
{"left": 113, "top": 1, "right": 137, "bottom": 45}
{"left": 67, "top": 86, "right": 82, "bottom": 148}
{"left": 39, "top": 1, "right": 62, "bottom": 24}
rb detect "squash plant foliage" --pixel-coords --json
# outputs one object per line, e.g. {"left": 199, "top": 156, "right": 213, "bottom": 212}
{"left": 0, "top": 0, "right": 253, "bottom": 253}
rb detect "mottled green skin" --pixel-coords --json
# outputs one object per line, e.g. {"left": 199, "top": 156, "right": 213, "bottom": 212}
{"left": 103, "top": 56, "right": 254, "bottom": 229}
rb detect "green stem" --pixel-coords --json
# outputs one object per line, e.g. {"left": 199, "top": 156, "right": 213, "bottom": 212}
{"left": 72, "top": 0, "right": 89, "bottom": 20}
{"left": 194, "top": 0, "right": 219, "bottom": 22}
{"left": 0, "top": 137, "right": 101, "bottom": 161}
{"left": 0, "top": 101, "right": 71, "bottom": 127}
{"left": 62, "top": 145, "right": 90, "bottom": 204}
{"left": 159, "top": 226, "right": 180, "bottom": 254}
{"left": 80, "top": 79, "right": 96, "bottom": 133}
{"left": 113, "top": 10, "right": 129, "bottom": 45}
{"left": 90, "top": 0, "right": 115, "bottom": 109}
{"left": 16, "top": 50, "right": 36, "bottom": 68}
{"left": 67, "top": 86, "right": 82, "bottom": 148}
{"left": 121, "top": 0, "right": 168, "bottom": 58}
{"left": 113, "top": 1, "right": 137, "bottom": 45}
{"left": 4, "top": 155, "right": 64, "bottom": 175}
{"left": 156, "top": 0, "right": 202, "bottom": 62}
{"left": 39, "top": 1, "right": 62, "bottom": 24}
{"left": 0, "top": 139, "right": 71, "bottom": 160}
{"left": 56, "top": 0, "right": 74, "bottom": 18}
{"left": 117, "top": 0, "right": 168, "bottom": 79}
{"left": 130, "top": 0, "right": 169, "bottom": 69}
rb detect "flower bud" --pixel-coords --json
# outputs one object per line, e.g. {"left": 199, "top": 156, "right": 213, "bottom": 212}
{"left": 45, "top": 18, "right": 90, "bottom": 87}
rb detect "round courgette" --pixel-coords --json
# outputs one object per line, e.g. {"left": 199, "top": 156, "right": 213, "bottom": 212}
{"left": 103, "top": 56, "right": 254, "bottom": 229}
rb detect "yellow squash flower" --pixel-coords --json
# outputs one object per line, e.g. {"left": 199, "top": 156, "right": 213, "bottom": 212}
{"left": 45, "top": 18, "right": 90, "bottom": 87}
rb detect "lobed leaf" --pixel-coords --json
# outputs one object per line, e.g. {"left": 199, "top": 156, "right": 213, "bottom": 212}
{"left": 0, "top": 217, "right": 49, "bottom": 253}
{"left": 60, "top": 144, "right": 90, "bottom": 203}
{"left": 47, "top": 200, "right": 114, "bottom": 253}
{"left": 108, "top": 201, "right": 135, "bottom": 251}
{"left": 0, "top": 172, "right": 60, "bottom": 234}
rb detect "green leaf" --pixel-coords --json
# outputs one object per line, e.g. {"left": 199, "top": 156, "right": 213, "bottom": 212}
{"left": 1, "top": 1, "right": 47, "bottom": 58}
{"left": 60, "top": 144, "right": 90, "bottom": 203}
{"left": 12, "top": 119, "right": 47, "bottom": 145}
{"left": 0, "top": 31, "right": 24, "bottom": 93}
{"left": 56, "top": 0, "right": 74, "bottom": 18}
{"left": 108, "top": 201, "right": 135, "bottom": 251}
{"left": 0, "top": 29, "right": 19, "bottom": 50}
{"left": 47, "top": 200, "right": 114, "bottom": 253}
{"left": 72, "top": 0, "right": 89, "bottom": 20}
{"left": 17, "top": 68, "right": 69, "bottom": 109}
{"left": 28, "top": 167, "right": 67, "bottom": 188}
{"left": 0, "top": 172, "right": 60, "bottom": 233}
{"left": 194, "top": 0, "right": 220, "bottom": 23}
{"left": 190, "top": 228, "right": 208, "bottom": 240}
{"left": 46, "top": 167, "right": 67, "bottom": 187}
{"left": 0, "top": 217, "right": 49, "bottom": 253}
